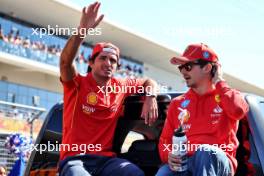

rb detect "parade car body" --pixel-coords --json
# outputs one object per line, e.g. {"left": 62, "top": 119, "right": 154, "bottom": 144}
{"left": 25, "top": 93, "right": 264, "bottom": 176}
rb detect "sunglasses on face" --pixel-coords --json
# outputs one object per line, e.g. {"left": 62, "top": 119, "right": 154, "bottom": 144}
{"left": 178, "top": 59, "right": 209, "bottom": 72}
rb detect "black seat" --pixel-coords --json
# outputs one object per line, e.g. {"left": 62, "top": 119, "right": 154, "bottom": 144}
{"left": 113, "top": 94, "right": 171, "bottom": 176}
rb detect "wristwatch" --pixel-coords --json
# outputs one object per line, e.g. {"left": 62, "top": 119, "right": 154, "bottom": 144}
{"left": 146, "top": 92, "right": 157, "bottom": 98}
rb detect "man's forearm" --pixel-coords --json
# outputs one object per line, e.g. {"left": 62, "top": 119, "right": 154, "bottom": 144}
{"left": 143, "top": 79, "right": 158, "bottom": 96}
{"left": 60, "top": 35, "right": 84, "bottom": 67}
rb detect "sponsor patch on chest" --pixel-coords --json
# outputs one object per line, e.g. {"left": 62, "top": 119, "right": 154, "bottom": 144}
{"left": 82, "top": 104, "right": 96, "bottom": 114}
{"left": 210, "top": 105, "right": 223, "bottom": 124}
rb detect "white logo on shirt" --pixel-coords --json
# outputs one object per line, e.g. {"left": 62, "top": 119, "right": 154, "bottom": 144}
{"left": 182, "top": 124, "right": 191, "bottom": 131}
{"left": 211, "top": 105, "right": 223, "bottom": 124}
{"left": 82, "top": 104, "right": 95, "bottom": 114}
{"left": 213, "top": 105, "right": 223, "bottom": 113}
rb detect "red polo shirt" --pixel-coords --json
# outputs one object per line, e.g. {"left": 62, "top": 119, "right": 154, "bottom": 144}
{"left": 159, "top": 81, "right": 249, "bottom": 173}
{"left": 60, "top": 73, "right": 144, "bottom": 161}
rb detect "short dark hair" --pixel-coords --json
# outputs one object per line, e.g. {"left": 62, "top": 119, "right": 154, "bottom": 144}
{"left": 87, "top": 53, "right": 99, "bottom": 73}
{"left": 196, "top": 59, "right": 217, "bottom": 78}
{"left": 87, "top": 53, "right": 121, "bottom": 73}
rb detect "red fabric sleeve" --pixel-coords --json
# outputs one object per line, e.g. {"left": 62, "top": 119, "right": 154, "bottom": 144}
{"left": 215, "top": 81, "right": 249, "bottom": 120}
{"left": 60, "top": 74, "right": 82, "bottom": 91}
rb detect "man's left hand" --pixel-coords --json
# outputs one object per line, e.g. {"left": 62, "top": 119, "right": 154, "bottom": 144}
{"left": 141, "top": 96, "right": 158, "bottom": 126}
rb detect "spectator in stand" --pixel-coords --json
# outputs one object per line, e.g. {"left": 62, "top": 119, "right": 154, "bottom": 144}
{"left": 125, "top": 64, "right": 132, "bottom": 72}
{"left": 31, "top": 41, "right": 39, "bottom": 50}
{"left": 37, "top": 42, "right": 43, "bottom": 50}
{"left": 133, "top": 65, "right": 138, "bottom": 75}
{"left": 0, "top": 24, "right": 5, "bottom": 41}
{"left": 22, "top": 37, "right": 30, "bottom": 48}
{"left": 38, "top": 42, "right": 46, "bottom": 52}
{"left": 51, "top": 45, "right": 57, "bottom": 54}
{"left": 14, "top": 30, "right": 22, "bottom": 45}
{"left": 56, "top": 44, "right": 62, "bottom": 56}
{"left": 7, "top": 29, "right": 15, "bottom": 43}
{"left": 138, "top": 67, "right": 143, "bottom": 76}
{"left": 78, "top": 51, "right": 85, "bottom": 64}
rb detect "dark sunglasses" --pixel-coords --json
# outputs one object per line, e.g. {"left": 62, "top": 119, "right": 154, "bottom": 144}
{"left": 178, "top": 59, "right": 209, "bottom": 72}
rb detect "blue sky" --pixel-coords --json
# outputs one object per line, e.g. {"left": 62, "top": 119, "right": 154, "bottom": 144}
{"left": 69, "top": 0, "right": 264, "bottom": 89}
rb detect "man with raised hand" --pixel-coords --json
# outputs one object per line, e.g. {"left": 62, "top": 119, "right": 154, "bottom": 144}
{"left": 59, "top": 2, "right": 158, "bottom": 176}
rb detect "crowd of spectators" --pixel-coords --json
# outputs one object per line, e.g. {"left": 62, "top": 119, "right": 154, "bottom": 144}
{"left": 0, "top": 23, "right": 144, "bottom": 78}
{"left": 0, "top": 24, "right": 62, "bottom": 56}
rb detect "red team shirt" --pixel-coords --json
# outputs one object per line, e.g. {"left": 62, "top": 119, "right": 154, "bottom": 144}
{"left": 60, "top": 73, "right": 143, "bottom": 161}
{"left": 159, "top": 81, "right": 249, "bottom": 173}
